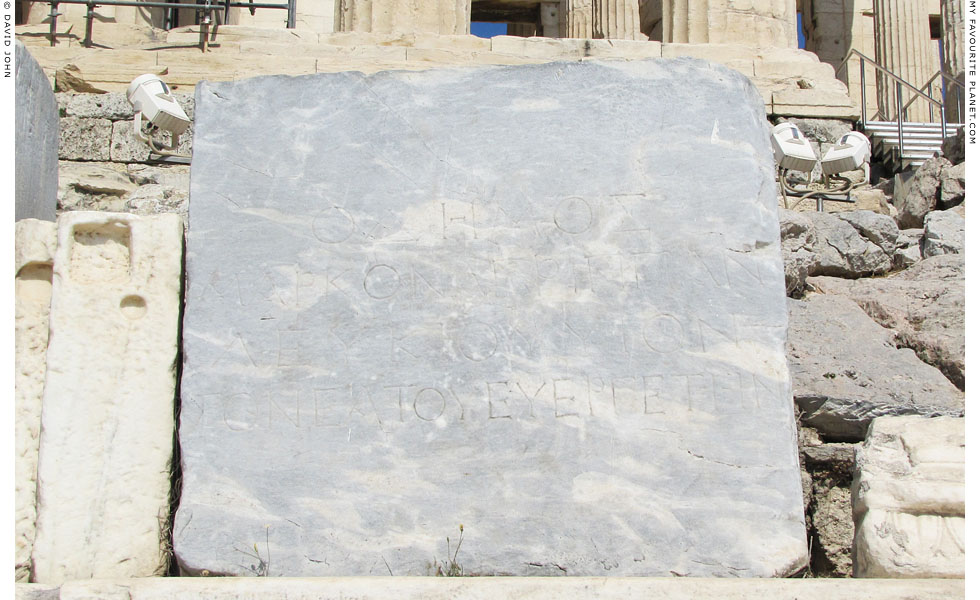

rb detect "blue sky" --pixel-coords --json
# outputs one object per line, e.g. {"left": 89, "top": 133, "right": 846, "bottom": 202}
{"left": 472, "top": 15, "right": 807, "bottom": 49}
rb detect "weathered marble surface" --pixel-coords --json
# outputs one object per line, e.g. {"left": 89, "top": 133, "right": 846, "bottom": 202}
{"left": 15, "top": 220, "right": 58, "bottom": 582}
{"left": 176, "top": 59, "right": 806, "bottom": 577}
{"left": 31, "top": 212, "right": 183, "bottom": 584}
{"left": 15, "top": 42, "right": 58, "bottom": 222}
{"left": 852, "top": 416, "right": 965, "bottom": 577}
{"left": 35, "top": 577, "right": 968, "bottom": 600}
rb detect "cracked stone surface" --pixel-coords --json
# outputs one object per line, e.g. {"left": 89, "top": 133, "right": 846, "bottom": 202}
{"left": 175, "top": 59, "right": 807, "bottom": 577}
{"left": 787, "top": 294, "right": 963, "bottom": 441}
{"left": 809, "top": 255, "right": 965, "bottom": 391}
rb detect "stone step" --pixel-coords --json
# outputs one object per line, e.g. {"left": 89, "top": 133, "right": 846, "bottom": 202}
{"left": 17, "top": 24, "right": 861, "bottom": 119}
{"left": 863, "top": 121, "right": 962, "bottom": 133}
{"left": 16, "top": 577, "right": 968, "bottom": 600}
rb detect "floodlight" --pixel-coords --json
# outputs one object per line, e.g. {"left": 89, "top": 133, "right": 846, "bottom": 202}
{"left": 820, "top": 131, "right": 871, "bottom": 176}
{"left": 126, "top": 74, "right": 191, "bottom": 153}
{"left": 770, "top": 122, "right": 817, "bottom": 172}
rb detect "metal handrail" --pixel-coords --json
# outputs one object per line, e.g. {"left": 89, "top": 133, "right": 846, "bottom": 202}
{"left": 834, "top": 48, "right": 953, "bottom": 166}
{"left": 903, "top": 70, "right": 966, "bottom": 121}
{"left": 39, "top": 0, "right": 295, "bottom": 50}
{"left": 834, "top": 49, "right": 944, "bottom": 116}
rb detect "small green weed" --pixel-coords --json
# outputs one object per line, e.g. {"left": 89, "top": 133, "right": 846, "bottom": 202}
{"left": 236, "top": 525, "right": 271, "bottom": 576}
{"left": 433, "top": 524, "right": 464, "bottom": 577}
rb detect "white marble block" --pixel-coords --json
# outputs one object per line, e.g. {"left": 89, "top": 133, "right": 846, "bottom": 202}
{"left": 852, "top": 416, "right": 965, "bottom": 578}
{"left": 31, "top": 211, "right": 184, "bottom": 584}
{"left": 15, "top": 219, "right": 58, "bottom": 582}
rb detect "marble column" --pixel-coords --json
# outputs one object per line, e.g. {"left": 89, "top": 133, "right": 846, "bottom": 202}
{"left": 592, "top": 0, "right": 642, "bottom": 39}
{"left": 942, "top": 0, "right": 964, "bottom": 122}
{"left": 874, "top": 0, "right": 935, "bottom": 122}
{"left": 559, "top": 0, "right": 594, "bottom": 39}
{"left": 662, "top": 0, "right": 796, "bottom": 47}
{"left": 336, "top": 0, "right": 469, "bottom": 35}
{"left": 541, "top": 2, "right": 561, "bottom": 37}
{"left": 507, "top": 22, "right": 538, "bottom": 37}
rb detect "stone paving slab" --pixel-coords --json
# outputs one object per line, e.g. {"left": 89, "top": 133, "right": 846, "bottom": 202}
{"left": 19, "top": 577, "right": 967, "bottom": 600}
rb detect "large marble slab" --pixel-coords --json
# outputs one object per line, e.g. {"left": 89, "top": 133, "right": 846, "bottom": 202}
{"left": 15, "top": 42, "right": 58, "bottom": 222}
{"left": 175, "top": 58, "right": 807, "bottom": 577}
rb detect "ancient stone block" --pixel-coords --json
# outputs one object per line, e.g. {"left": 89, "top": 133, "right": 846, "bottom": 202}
{"left": 787, "top": 295, "right": 963, "bottom": 441}
{"left": 175, "top": 59, "right": 807, "bottom": 578}
{"left": 490, "top": 35, "right": 589, "bottom": 58}
{"left": 31, "top": 212, "right": 184, "bottom": 584}
{"left": 15, "top": 42, "right": 59, "bottom": 222}
{"left": 14, "top": 583, "right": 60, "bottom": 600}
{"left": 48, "top": 577, "right": 968, "bottom": 600}
{"left": 58, "top": 117, "right": 113, "bottom": 161}
{"left": 57, "top": 161, "right": 137, "bottom": 213}
{"left": 893, "top": 157, "right": 949, "bottom": 229}
{"left": 59, "top": 91, "right": 135, "bottom": 120}
{"left": 921, "top": 210, "right": 964, "bottom": 257}
{"left": 778, "top": 210, "right": 892, "bottom": 281}
{"left": 109, "top": 119, "right": 193, "bottom": 163}
{"left": 15, "top": 220, "right": 58, "bottom": 582}
{"left": 938, "top": 162, "right": 965, "bottom": 209}
{"left": 809, "top": 255, "right": 965, "bottom": 391}
{"left": 852, "top": 416, "right": 965, "bottom": 577}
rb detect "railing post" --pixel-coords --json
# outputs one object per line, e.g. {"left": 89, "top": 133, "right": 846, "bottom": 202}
{"left": 860, "top": 57, "right": 867, "bottom": 124}
{"left": 47, "top": 2, "right": 60, "bottom": 46}
{"left": 927, "top": 86, "right": 934, "bottom": 123}
{"left": 896, "top": 82, "right": 904, "bottom": 168}
{"left": 84, "top": 2, "right": 95, "bottom": 48}
{"left": 286, "top": 0, "right": 295, "bottom": 28}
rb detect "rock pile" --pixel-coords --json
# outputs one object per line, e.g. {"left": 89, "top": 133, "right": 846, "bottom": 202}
{"left": 781, "top": 138, "right": 966, "bottom": 577}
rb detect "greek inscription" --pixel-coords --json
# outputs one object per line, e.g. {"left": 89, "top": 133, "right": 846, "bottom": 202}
{"left": 210, "top": 332, "right": 259, "bottom": 369}
{"left": 553, "top": 196, "right": 593, "bottom": 234}
{"left": 685, "top": 374, "right": 715, "bottom": 413}
{"left": 641, "top": 375, "right": 665, "bottom": 415}
{"left": 642, "top": 315, "right": 685, "bottom": 353}
{"left": 277, "top": 329, "right": 308, "bottom": 367}
{"left": 553, "top": 378, "right": 583, "bottom": 418}
{"left": 363, "top": 264, "right": 402, "bottom": 300}
{"left": 515, "top": 381, "right": 546, "bottom": 418}
{"left": 387, "top": 384, "right": 417, "bottom": 423}
{"left": 411, "top": 265, "right": 444, "bottom": 299}
{"left": 442, "top": 201, "right": 479, "bottom": 240}
{"left": 312, "top": 206, "right": 355, "bottom": 244}
{"left": 457, "top": 321, "right": 499, "bottom": 362}
{"left": 313, "top": 386, "right": 351, "bottom": 427}
{"left": 269, "top": 390, "right": 301, "bottom": 428}
{"left": 413, "top": 388, "right": 447, "bottom": 421}
{"left": 611, "top": 376, "right": 641, "bottom": 415}
{"left": 486, "top": 381, "right": 512, "bottom": 419}
{"left": 222, "top": 392, "right": 257, "bottom": 431}
{"left": 697, "top": 316, "right": 738, "bottom": 351}
{"left": 201, "top": 368, "right": 781, "bottom": 433}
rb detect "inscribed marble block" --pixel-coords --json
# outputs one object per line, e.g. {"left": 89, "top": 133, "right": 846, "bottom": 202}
{"left": 176, "top": 59, "right": 807, "bottom": 577}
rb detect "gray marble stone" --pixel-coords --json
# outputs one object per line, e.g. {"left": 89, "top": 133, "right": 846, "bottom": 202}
{"left": 176, "top": 59, "right": 807, "bottom": 578}
{"left": 15, "top": 43, "right": 58, "bottom": 222}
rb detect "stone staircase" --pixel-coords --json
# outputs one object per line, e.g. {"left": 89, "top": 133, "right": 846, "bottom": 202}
{"left": 862, "top": 120, "right": 963, "bottom": 172}
{"left": 16, "top": 23, "right": 859, "bottom": 120}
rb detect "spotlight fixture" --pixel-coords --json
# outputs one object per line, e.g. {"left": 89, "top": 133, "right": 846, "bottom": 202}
{"left": 126, "top": 74, "right": 191, "bottom": 155}
{"left": 770, "top": 122, "right": 817, "bottom": 173}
